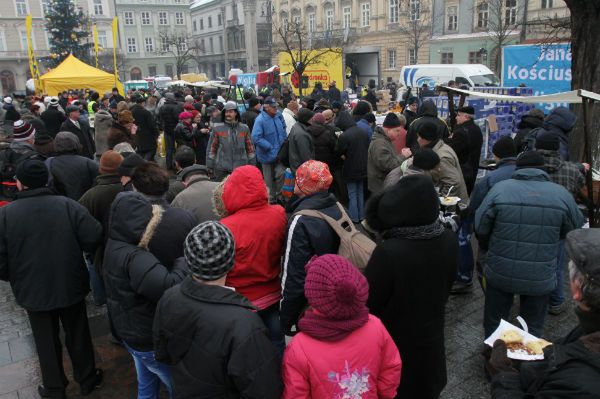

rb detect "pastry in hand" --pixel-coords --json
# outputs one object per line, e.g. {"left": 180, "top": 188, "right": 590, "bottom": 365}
{"left": 499, "top": 330, "right": 522, "bottom": 344}
{"left": 526, "top": 339, "right": 551, "bottom": 355}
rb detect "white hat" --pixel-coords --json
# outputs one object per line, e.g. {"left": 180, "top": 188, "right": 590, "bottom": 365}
{"left": 3, "top": 96, "right": 12, "bottom": 104}
{"left": 49, "top": 96, "right": 59, "bottom": 105}
{"left": 185, "top": 95, "right": 194, "bottom": 102}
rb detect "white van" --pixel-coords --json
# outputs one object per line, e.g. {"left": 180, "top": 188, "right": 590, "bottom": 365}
{"left": 399, "top": 64, "right": 499, "bottom": 95}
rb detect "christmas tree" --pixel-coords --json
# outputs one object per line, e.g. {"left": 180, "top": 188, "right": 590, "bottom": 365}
{"left": 45, "top": 0, "right": 93, "bottom": 67}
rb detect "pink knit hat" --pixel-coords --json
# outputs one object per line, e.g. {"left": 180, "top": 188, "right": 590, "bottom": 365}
{"left": 304, "top": 255, "right": 369, "bottom": 320}
{"left": 295, "top": 160, "right": 333, "bottom": 195}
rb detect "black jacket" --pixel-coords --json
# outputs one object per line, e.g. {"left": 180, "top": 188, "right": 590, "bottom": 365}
{"left": 327, "top": 86, "right": 342, "bottom": 102}
{"left": 48, "top": 153, "right": 99, "bottom": 200}
{"left": 131, "top": 104, "right": 159, "bottom": 152}
{"left": 406, "top": 101, "right": 450, "bottom": 151}
{"left": 335, "top": 111, "right": 369, "bottom": 181}
{"left": 281, "top": 192, "right": 342, "bottom": 334}
{"left": 159, "top": 99, "right": 183, "bottom": 134}
{"left": 59, "top": 118, "right": 96, "bottom": 159}
{"left": 403, "top": 108, "right": 418, "bottom": 128}
{"left": 0, "top": 187, "right": 102, "bottom": 311}
{"left": 103, "top": 192, "right": 188, "bottom": 351}
{"left": 41, "top": 107, "right": 67, "bottom": 138}
{"left": 491, "top": 309, "right": 600, "bottom": 398}
{"left": 513, "top": 114, "right": 544, "bottom": 153}
{"left": 3, "top": 104, "right": 20, "bottom": 122}
{"left": 241, "top": 108, "right": 260, "bottom": 132}
{"left": 365, "top": 228, "right": 458, "bottom": 399}
{"left": 308, "top": 122, "right": 340, "bottom": 169}
{"left": 154, "top": 277, "right": 282, "bottom": 399}
{"left": 447, "top": 119, "right": 483, "bottom": 193}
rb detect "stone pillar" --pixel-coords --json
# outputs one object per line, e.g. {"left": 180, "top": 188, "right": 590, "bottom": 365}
{"left": 242, "top": 0, "right": 259, "bottom": 72}
{"left": 222, "top": 5, "right": 230, "bottom": 74}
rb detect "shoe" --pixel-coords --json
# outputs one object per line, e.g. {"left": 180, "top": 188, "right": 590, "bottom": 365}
{"left": 549, "top": 302, "right": 568, "bottom": 315}
{"left": 450, "top": 280, "right": 473, "bottom": 294}
{"left": 80, "top": 368, "right": 103, "bottom": 396}
{"left": 37, "top": 385, "right": 66, "bottom": 399}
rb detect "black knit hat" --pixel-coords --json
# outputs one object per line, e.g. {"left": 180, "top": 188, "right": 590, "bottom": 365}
{"left": 118, "top": 154, "right": 145, "bottom": 177}
{"left": 417, "top": 121, "right": 439, "bottom": 141}
{"left": 535, "top": 132, "right": 560, "bottom": 151}
{"left": 366, "top": 174, "right": 439, "bottom": 231}
{"left": 492, "top": 136, "right": 517, "bottom": 158}
{"left": 407, "top": 97, "right": 418, "bottom": 105}
{"left": 34, "top": 128, "right": 53, "bottom": 146}
{"left": 184, "top": 221, "right": 235, "bottom": 281}
{"left": 353, "top": 100, "right": 372, "bottom": 117}
{"left": 413, "top": 148, "right": 440, "bottom": 170}
{"left": 382, "top": 112, "right": 402, "bottom": 128}
{"left": 16, "top": 159, "right": 48, "bottom": 188}
{"left": 297, "top": 108, "right": 315, "bottom": 125}
{"left": 516, "top": 151, "right": 546, "bottom": 170}
{"left": 457, "top": 106, "right": 475, "bottom": 116}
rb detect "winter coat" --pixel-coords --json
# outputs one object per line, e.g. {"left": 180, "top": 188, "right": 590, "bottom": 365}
{"left": 3, "top": 104, "right": 20, "bottom": 122}
{"left": 48, "top": 154, "right": 99, "bottom": 200}
{"left": 107, "top": 121, "right": 133, "bottom": 150}
{"left": 171, "top": 175, "right": 220, "bottom": 223}
{"left": 365, "top": 226, "right": 457, "bottom": 399}
{"left": 93, "top": 110, "right": 113, "bottom": 157}
{"left": 513, "top": 114, "right": 544, "bottom": 152}
{"left": 539, "top": 149, "right": 586, "bottom": 195}
{"left": 403, "top": 108, "right": 418, "bottom": 128}
{"left": 468, "top": 157, "right": 516, "bottom": 217}
{"left": 281, "top": 192, "right": 342, "bottom": 334}
{"left": 533, "top": 107, "right": 577, "bottom": 161}
{"left": 430, "top": 139, "right": 468, "bottom": 204}
{"left": 491, "top": 318, "right": 600, "bottom": 398}
{"left": 288, "top": 122, "right": 314, "bottom": 173}
{"left": 241, "top": 108, "right": 259, "bottom": 132}
{"left": 166, "top": 170, "right": 185, "bottom": 203}
{"left": 103, "top": 192, "right": 188, "bottom": 351}
{"left": 282, "top": 108, "right": 297, "bottom": 135}
{"left": 0, "top": 187, "right": 102, "bottom": 311}
{"left": 308, "top": 123, "right": 339, "bottom": 170}
{"left": 356, "top": 118, "right": 374, "bottom": 140}
{"left": 327, "top": 86, "right": 342, "bottom": 103}
{"left": 159, "top": 99, "right": 182, "bottom": 134}
{"left": 335, "top": 111, "right": 370, "bottom": 182}
{"left": 79, "top": 174, "right": 124, "bottom": 273}
{"left": 475, "top": 168, "right": 584, "bottom": 296}
{"left": 59, "top": 118, "right": 95, "bottom": 159}
{"left": 367, "top": 128, "right": 404, "bottom": 194}
{"left": 219, "top": 166, "right": 287, "bottom": 308}
{"left": 282, "top": 315, "right": 402, "bottom": 399}
{"left": 251, "top": 110, "right": 287, "bottom": 164}
{"left": 174, "top": 121, "right": 193, "bottom": 147}
{"left": 153, "top": 276, "right": 283, "bottom": 399}
{"left": 447, "top": 119, "right": 483, "bottom": 192}
{"left": 21, "top": 113, "right": 48, "bottom": 138}
{"left": 41, "top": 106, "right": 66, "bottom": 138}
{"left": 406, "top": 101, "right": 449, "bottom": 151}
{"left": 206, "top": 120, "right": 256, "bottom": 173}
{"left": 131, "top": 104, "right": 159, "bottom": 152}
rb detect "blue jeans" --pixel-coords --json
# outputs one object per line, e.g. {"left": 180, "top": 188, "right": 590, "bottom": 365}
{"left": 456, "top": 219, "right": 475, "bottom": 283}
{"left": 550, "top": 240, "right": 566, "bottom": 307}
{"left": 84, "top": 253, "right": 106, "bottom": 306}
{"left": 258, "top": 303, "right": 285, "bottom": 360}
{"left": 346, "top": 180, "right": 364, "bottom": 222}
{"left": 124, "top": 342, "right": 173, "bottom": 399}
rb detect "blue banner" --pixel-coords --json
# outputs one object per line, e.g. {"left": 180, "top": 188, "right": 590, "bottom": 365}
{"left": 236, "top": 73, "right": 257, "bottom": 89}
{"left": 502, "top": 44, "right": 571, "bottom": 112}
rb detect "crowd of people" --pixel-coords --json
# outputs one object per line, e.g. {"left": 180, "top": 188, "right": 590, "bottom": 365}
{"left": 0, "top": 81, "right": 599, "bottom": 399}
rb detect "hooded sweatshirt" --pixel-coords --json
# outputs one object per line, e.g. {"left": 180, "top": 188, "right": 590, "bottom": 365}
{"left": 406, "top": 101, "right": 449, "bottom": 151}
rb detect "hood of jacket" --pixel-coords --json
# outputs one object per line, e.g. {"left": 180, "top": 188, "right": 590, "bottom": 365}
{"left": 419, "top": 100, "right": 438, "bottom": 117}
{"left": 538, "top": 149, "right": 562, "bottom": 173}
{"left": 543, "top": 107, "right": 577, "bottom": 133}
{"left": 108, "top": 191, "right": 153, "bottom": 245}
{"left": 222, "top": 165, "right": 268, "bottom": 214}
{"left": 308, "top": 123, "right": 329, "bottom": 138}
{"left": 335, "top": 110, "right": 356, "bottom": 131}
{"left": 111, "top": 120, "right": 130, "bottom": 133}
{"left": 518, "top": 115, "right": 544, "bottom": 130}
{"left": 511, "top": 167, "right": 551, "bottom": 182}
{"left": 288, "top": 191, "right": 338, "bottom": 213}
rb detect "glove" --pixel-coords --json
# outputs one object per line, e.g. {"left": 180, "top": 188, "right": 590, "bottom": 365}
{"left": 485, "top": 340, "right": 516, "bottom": 377}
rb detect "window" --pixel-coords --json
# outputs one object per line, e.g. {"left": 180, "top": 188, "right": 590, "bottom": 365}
{"left": 441, "top": 52, "right": 453, "bottom": 64}
{"left": 200, "top": 19, "right": 204, "bottom": 29}
{"left": 469, "top": 51, "right": 483, "bottom": 64}
{"left": 387, "top": 49, "right": 396, "bottom": 69}
{"left": 325, "top": 9, "right": 334, "bottom": 31}
{"left": 218, "top": 13, "right": 222, "bottom": 26}
{"left": 161, "top": 36, "right": 169, "bottom": 51}
{"left": 159, "top": 12, "right": 168, "bottom": 25}
{"left": 144, "top": 37, "right": 154, "bottom": 52}
{"left": 193, "top": 20, "right": 197, "bottom": 31}
{"left": 93, "top": 0, "right": 103, "bottom": 15}
{"left": 200, "top": 38, "right": 205, "bottom": 51}
{"left": 219, "top": 36, "right": 223, "bottom": 52}
{"left": 175, "top": 12, "right": 184, "bottom": 25}
{"left": 166, "top": 64, "right": 174, "bottom": 78}
{"left": 15, "top": 0, "right": 28, "bottom": 16}
{"left": 477, "top": 3, "right": 489, "bottom": 28}
{"left": 179, "top": 41, "right": 187, "bottom": 51}
{"left": 505, "top": 0, "right": 517, "bottom": 25}
{"left": 208, "top": 16, "right": 212, "bottom": 28}
{"left": 361, "top": 3, "right": 370, "bottom": 27}
{"left": 293, "top": 15, "right": 301, "bottom": 27}
{"left": 447, "top": 6, "right": 458, "bottom": 31}
{"left": 127, "top": 37, "right": 137, "bottom": 53}
{"left": 209, "top": 37, "right": 214, "bottom": 53}
{"left": 541, "top": 0, "right": 553, "bottom": 8}
{"left": 409, "top": 0, "right": 421, "bottom": 21}
{"left": 408, "top": 47, "right": 417, "bottom": 64}
{"left": 124, "top": 11, "right": 134, "bottom": 25}
{"left": 41, "top": 0, "right": 50, "bottom": 15}
{"left": 0, "top": 31, "right": 6, "bottom": 52}
{"left": 19, "top": 30, "right": 30, "bottom": 51}
{"left": 343, "top": 7, "right": 351, "bottom": 29}
{"left": 389, "top": 0, "right": 399, "bottom": 24}
{"left": 308, "top": 13, "right": 316, "bottom": 32}
{"left": 141, "top": 11, "right": 151, "bottom": 25}
{"left": 148, "top": 65, "right": 157, "bottom": 76}
{"left": 97, "top": 30, "right": 107, "bottom": 48}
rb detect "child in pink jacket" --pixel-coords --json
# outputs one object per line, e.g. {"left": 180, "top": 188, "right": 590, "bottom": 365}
{"left": 282, "top": 254, "right": 402, "bottom": 398}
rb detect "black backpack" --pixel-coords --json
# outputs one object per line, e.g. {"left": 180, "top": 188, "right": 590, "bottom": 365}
{"left": 0, "top": 146, "right": 43, "bottom": 199}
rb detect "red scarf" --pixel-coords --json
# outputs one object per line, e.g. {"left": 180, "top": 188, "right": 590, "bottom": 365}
{"left": 298, "top": 307, "right": 369, "bottom": 342}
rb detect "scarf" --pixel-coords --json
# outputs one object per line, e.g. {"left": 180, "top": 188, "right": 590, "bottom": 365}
{"left": 382, "top": 219, "right": 445, "bottom": 240}
{"left": 298, "top": 307, "right": 369, "bottom": 342}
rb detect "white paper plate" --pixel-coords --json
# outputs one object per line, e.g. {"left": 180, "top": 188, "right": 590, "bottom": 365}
{"left": 484, "top": 319, "right": 549, "bottom": 361}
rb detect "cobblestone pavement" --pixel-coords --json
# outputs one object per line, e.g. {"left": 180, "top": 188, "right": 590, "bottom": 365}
{"left": 0, "top": 276, "right": 578, "bottom": 398}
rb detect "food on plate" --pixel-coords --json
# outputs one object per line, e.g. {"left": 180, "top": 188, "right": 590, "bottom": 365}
{"left": 440, "top": 196, "right": 460, "bottom": 206}
{"left": 526, "top": 339, "right": 552, "bottom": 355}
{"left": 499, "top": 330, "right": 522, "bottom": 344}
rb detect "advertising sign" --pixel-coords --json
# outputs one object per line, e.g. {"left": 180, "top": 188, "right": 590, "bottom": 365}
{"left": 502, "top": 44, "right": 571, "bottom": 111}
{"left": 279, "top": 49, "right": 344, "bottom": 96}
{"left": 236, "top": 73, "right": 257, "bottom": 90}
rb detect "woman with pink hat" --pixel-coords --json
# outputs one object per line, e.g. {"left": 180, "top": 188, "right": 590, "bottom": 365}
{"left": 282, "top": 254, "right": 401, "bottom": 398}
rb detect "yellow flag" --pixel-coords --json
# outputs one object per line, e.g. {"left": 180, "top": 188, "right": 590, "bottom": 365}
{"left": 93, "top": 24, "right": 99, "bottom": 68}
{"left": 112, "top": 17, "right": 119, "bottom": 89}
{"left": 25, "top": 15, "right": 41, "bottom": 93}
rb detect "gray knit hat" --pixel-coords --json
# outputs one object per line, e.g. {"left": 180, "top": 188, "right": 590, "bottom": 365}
{"left": 184, "top": 221, "right": 235, "bottom": 281}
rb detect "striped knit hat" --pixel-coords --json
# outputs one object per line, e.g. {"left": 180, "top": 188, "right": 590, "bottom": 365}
{"left": 13, "top": 120, "right": 36, "bottom": 141}
{"left": 184, "top": 221, "right": 235, "bottom": 281}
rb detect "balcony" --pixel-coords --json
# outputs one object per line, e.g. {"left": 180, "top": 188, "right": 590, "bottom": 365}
{"left": 306, "top": 28, "right": 357, "bottom": 45}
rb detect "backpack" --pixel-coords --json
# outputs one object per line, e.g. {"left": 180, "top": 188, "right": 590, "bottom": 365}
{"left": 0, "top": 146, "right": 40, "bottom": 199}
{"left": 296, "top": 202, "right": 376, "bottom": 272}
{"left": 276, "top": 138, "right": 291, "bottom": 168}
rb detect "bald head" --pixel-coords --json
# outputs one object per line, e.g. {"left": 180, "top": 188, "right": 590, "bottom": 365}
{"left": 287, "top": 100, "right": 299, "bottom": 115}
{"left": 323, "top": 109, "right": 334, "bottom": 125}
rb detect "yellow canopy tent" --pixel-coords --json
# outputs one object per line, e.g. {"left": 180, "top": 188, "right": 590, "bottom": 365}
{"left": 40, "top": 54, "right": 124, "bottom": 96}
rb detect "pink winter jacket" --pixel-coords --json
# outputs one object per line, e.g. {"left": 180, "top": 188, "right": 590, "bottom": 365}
{"left": 282, "top": 315, "right": 402, "bottom": 398}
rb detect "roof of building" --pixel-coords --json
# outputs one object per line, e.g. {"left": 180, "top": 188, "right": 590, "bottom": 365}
{"left": 191, "top": 0, "right": 219, "bottom": 9}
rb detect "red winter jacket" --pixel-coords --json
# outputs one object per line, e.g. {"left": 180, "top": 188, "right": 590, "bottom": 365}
{"left": 282, "top": 315, "right": 402, "bottom": 398}
{"left": 222, "top": 165, "right": 287, "bottom": 309}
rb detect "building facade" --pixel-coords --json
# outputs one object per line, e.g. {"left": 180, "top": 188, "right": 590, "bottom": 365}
{"left": 0, "top": 0, "right": 116, "bottom": 95}
{"left": 115, "top": 0, "right": 193, "bottom": 80}
{"left": 190, "top": 0, "right": 272, "bottom": 79}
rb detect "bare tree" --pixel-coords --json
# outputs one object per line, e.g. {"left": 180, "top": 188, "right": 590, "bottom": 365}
{"left": 157, "top": 30, "right": 202, "bottom": 80}
{"left": 271, "top": 19, "right": 347, "bottom": 97}
{"left": 397, "top": 0, "right": 434, "bottom": 65}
